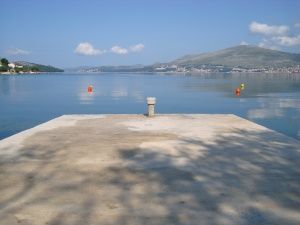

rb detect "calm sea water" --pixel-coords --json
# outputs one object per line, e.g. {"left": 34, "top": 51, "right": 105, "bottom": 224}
{"left": 0, "top": 73, "right": 300, "bottom": 140}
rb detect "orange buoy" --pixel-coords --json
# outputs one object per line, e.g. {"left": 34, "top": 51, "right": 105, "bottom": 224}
{"left": 235, "top": 88, "right": 241, "bottom": 96}
{"left": 87, "top": 85, "right": 93, "bottom": 93}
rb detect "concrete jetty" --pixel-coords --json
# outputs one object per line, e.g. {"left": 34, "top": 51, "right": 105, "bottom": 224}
{"left": 0, "top": 114, "right": 300, "bottom": 225}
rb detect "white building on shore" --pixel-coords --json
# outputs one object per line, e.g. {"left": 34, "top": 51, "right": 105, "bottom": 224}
{"left": 8, "top": 63, "right": 15, "bottom": 68}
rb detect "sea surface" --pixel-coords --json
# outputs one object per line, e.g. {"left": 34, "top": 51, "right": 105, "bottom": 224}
{"left": 0, "top": 73, "right": 300, "bottom": 140}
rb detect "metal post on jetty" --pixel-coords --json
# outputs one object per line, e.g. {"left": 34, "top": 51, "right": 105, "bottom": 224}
{"left": 147, "top": 97, "right": 156, "bottom": 117}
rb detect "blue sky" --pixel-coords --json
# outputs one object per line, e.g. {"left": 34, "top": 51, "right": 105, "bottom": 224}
{"left": 1, "top": 0, "right": 300, "bottom": 68}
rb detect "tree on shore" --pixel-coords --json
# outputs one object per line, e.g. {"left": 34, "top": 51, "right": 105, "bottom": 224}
{"left": 0, "top": 58, "right": 9, "bottom": 72}
{"left": 1, "top": 58, "right": 9, "bottom": 67}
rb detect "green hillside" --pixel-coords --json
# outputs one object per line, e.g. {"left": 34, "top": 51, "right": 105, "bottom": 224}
{"left": 14, "top": 61, "right": 64, "bottom": 72}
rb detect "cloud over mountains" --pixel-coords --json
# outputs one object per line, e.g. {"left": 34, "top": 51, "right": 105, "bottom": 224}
{"left": 75, "top": 42, "right": 144, "bottom": 56}
{"left": 129, "top": 44, "right": 144, "bottom": 53}
{"left": 74, "top": 42, "right": 106, "bottom": 56}
{"left": 249, "top": 22, "right": 289, "bottom": 36}
{"left": 249, "top": 21, "right": 300, "bottom": 49}
{"left": 273, "top": 35, "right": 300, "bottom": 46}
{"left": 110, "top": 46, "right": 128, "bottom": 55}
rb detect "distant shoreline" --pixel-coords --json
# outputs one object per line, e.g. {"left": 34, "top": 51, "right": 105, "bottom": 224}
{"left": 0, "top": 71, "right": 64, "bottom": 75}
{"left": 2, "top": 71, "right": 300, "bottom": 76}
{"left": 62, "top": 71, "right": 300, "bottom": 75}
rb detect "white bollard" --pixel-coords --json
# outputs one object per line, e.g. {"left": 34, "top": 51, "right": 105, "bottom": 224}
{"left": 147, "top": 97, "right": 156, "bottom": 117}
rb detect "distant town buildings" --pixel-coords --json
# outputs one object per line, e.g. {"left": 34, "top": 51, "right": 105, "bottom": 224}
{"left": 78, "top": 64, "right": 300, "bottom": 74}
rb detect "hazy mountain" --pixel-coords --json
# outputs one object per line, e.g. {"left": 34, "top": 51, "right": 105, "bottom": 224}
{"left": 171, "top": 45, "right": 300, "bottom": 68}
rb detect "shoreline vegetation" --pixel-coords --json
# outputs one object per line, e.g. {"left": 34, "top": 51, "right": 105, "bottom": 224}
{"left": 0, "top": 58, "right": 64, "bottom": 74}
{"left": 2, "top": 70, "right": 300, "bottom": 75}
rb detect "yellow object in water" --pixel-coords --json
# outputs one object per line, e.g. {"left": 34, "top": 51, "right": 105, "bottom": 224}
{"left": 240, "top": 83, "right": 245, "bottom": 90}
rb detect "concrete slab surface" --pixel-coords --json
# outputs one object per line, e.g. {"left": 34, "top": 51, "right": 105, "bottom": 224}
{"left": 0, "top": 114, "right": 300, "bottom": 225}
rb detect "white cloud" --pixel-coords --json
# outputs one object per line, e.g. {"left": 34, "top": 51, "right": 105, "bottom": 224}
{"left": 6, "top": 48, "right": 30, "bottom": 55}
{"left": 75, "top": 42, "right": 144, "bottom": 56}
{"left": 272, "top": 35, "right": 300, "bottom": 46}
{"left": 258, "top": 43, "right": 279, "bottom": 50}
{"left": 249, "top": 21, "right": 300, "bottom": 48}
{"left": 74, "top": 42, "right": 105, "bottom": 56}
{"left": 249, "top": 21, "right": 289, "bottom": 36}
{"left": 258, "top": 39, "right": 279, "bottom": 50}
{"left": 110, "top": 45, "right": 128, "bottom": 55}
{"left": 129, "top": 43, "right": 145, "bottom": 52}
{"left": 240, "top": 41, "right": 249, "bottom": 46}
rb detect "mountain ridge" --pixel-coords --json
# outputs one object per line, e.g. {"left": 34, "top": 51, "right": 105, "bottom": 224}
{"left": 170, "top": 45, "right": 300, "bottom": 68}
{"left": 70, "top": 45, "right": 300, "bottom": 73}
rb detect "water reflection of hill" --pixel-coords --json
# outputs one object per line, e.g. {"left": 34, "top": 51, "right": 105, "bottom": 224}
{"left": 180, "top": 73, "right": 300, "bottom": 97}
{"left": 178, "top": 73, "right": 300, "bottom": 139}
